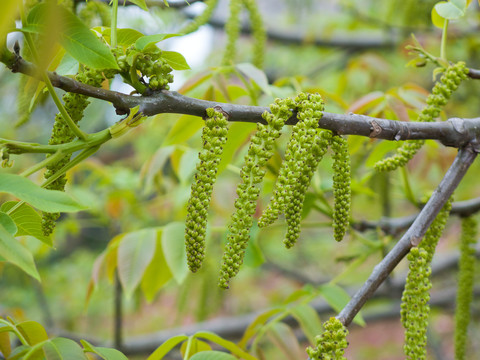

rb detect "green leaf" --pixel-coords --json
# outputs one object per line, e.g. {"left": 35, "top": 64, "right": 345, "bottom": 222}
{"left": 265, "top": 322, "right": 301, "bottom": 360}
{"left": 43, "top": 338, "right": 87, "bottom": 360}
{"left": 127, "top": 0, "right": 148, "bottom": 11}
{"left": 140, "top": 233, "right": 173, "bottom": 302}
{"left": 431, "top": 5, "right": 447, "bottom": 28}
{"left": 0, "top": 224, "right": 40, "bottom": 280}
{"left": 162, "top": 51, "right": 191, "bottom": 70}
{"left": 218, "top": 122, "right": 256, "bottom": 174}
{"left": 318, "top": 283, "right": 365, "bottom": 326}
{"left": 117, "top": 228, "right": 157, "bottom": 297}
{"left": 289, "top": 304, "right": 323, "bottom": 344}
{"left": 434, "top": 0, "right": 466, "bottom": 19}
{"left": 80, "top": 340, "right": 128, "bottom": 360}
{"left": 0, "top": 212, "right": 17, "bottom": 236}
{"left": 163, "top": 115, "right": 204, "bottom": 146}
{"left": 189, "top": 351, "right": 237, "bottom": 360}
{"left": 161, "top": 222, "right": 188, "bottom": 284}
{"left": 16, "top": 321, "right": 48, "bottom": 346}
{"left": 1, "top": 202, "right": 52, "bottom": 246}
{"left": 178, "top": 149, "right": 200, "bottom": 184}
{"left": 27, "top": 4, "right": 119, "bottom": 69}
{"left": 146, "top": 335, "right": 188, "bottom": 360}
{"left": 0, "top": 331, "right": 11, "bottom": 357}
{"left": 180, "top": 338, "right": 212, "bottom": 359}
{"left": 99, "top": 27, "right": 144, "bottom": 47}
{"left": 0, "top": 174, "right": 87, "bottom": 213}
{"left": 195, "top": 332, "right": 257, "bottom": 360}
{"left": 135, "top": 34, "right": 182, "bottom": 51}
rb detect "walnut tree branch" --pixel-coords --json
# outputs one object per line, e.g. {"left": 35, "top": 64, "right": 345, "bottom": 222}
{"left": 337, "top": 146, "right": 478, "bottom": 327}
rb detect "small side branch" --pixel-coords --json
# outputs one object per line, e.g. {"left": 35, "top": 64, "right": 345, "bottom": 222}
{"left": 337, "top": 146, "right": 478, "bottom": 327}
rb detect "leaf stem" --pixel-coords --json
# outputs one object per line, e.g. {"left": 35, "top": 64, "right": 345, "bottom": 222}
{"left": 440, "top": 20, "right": 449, "bottom": 61}
{"left": 111, "top": 0, "right": 119, "bottom": 48}
{"left": 20, "top": 150, "right": 65, "bottom": 178}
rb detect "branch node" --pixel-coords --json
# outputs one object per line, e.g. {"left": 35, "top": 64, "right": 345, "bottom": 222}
{"left": 410, "top": 236, "right": 422, "bottom": 247}
{"left": 369, "top": 120, "right": 382, "bottom": 137}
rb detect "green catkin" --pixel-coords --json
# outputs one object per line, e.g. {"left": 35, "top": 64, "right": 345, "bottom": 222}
{"left": 185, "top": 108, "right": 229, "bottom": 273}
{"left": 258, "top": 93, "right": 324, "bottom": 229}
{"left": 241, "top": 0, "right": 266, "bottom": 68}
{"left": 284, "top": 131, "right": 331, "bottom": 248}
{"left": 400, "top": 198, "right": 452, "bottom": 360}
{"left": 41, "top": 67, "right": 106, "bottom": 235}
{"left": 180, "top": 0, "right": 220, "bottom": 35}
{"left": 331, "top": 135, "right": 351, "bottom": 242}
{"left": 78, "top": 0, "right": 111, "bottom": 27}
{"left": 454, "top": 216, "right": 477, "bottom": 360}
{"left": 307, "top": 317, "right": 349, "bottom": 360}
{"left": 375, "top": 62, "right": 468, "bottom": 172}
{"left": 218, "top": 97, "right": 294, "bottom": 289}
{"left": 222, "top": 0, "right": 243, "bottom": 65}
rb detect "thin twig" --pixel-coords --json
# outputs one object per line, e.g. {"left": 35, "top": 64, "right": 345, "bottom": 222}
{"left": 337, "top": 146, "right": 478, "bottom": 326}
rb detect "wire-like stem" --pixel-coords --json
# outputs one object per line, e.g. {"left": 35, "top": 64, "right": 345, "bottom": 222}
{"left": 19, "top": 150, "right": 65, "bottom": 177}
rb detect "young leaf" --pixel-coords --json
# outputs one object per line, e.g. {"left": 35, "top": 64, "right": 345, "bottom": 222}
{"left": 289, "top": 304, "right": 323, "bottom": 345}
{"left": 1, "top": 202, "right": 52, "bottom": 246}
{"left": 134, "top": 34, "right": 181, "bottom": 51}
{"left": 80, "top": 340, "right": 128, "bottom": 360}
{"left": 117, "top": 228, "right": 157, "bottom": 297}
{"left": 319, "top": 283, "right": 365, "bottom": 326}
{"left": 163, "top": 115, "right": 204, "bottom": 146}
{"left": 146, "top": 335, "right": 188, "bottom": 360}
{"left": 238, "top": 308, "right": 283, "bottom": 348}
{"left": 43, "top": 338, "right": 87, "bottom": 360}
{"left": 100, "top": 28, "right": 144, "bottom": 47}
{"left": 0, "top": 173, "right": 86, "bottom": 213}
{"left": 0, "top": 330, "right": 11, "bottom": 357}
{"left": 0, "top": 0, "right": 21, "bottom": 47}
{"left": 236, "top": 63, "right": 271, "bottom": 95}
{"left": 162, "top": 51, "right": 191, "bottom": 70}
{"left": 435, "top": 0, "right": 466, "bottom": 19}
{"left": 16, "top": 321, "right": 48, "bottom": 346}
{"left": 180, "top": 338, "right": 212, "bottom": 359}
{"left": 26, "top": 4, "right": 119, "bottom": 69}
{"left": 161, "top": 223, "right": 188, "bottom": 284}
{"left": 0, "top": 224, "right": 40, "bottom": 280}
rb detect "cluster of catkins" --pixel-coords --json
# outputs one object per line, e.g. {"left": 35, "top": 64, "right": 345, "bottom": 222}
{"left": 401, "top": 198, "right": 451, "bottom": 360}
{"left": 307, "top": 317, "right": 349, "bottom": 360}
{"left": 375, "top": 62, "right": 468, "bottom": 172}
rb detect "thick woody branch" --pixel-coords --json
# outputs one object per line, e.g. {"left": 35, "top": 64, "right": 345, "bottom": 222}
{"left": 3, "top": 54, "right": 480, "bottom": 150}
{"left": 337, "top": 146, "right": 478, "bottom": 326}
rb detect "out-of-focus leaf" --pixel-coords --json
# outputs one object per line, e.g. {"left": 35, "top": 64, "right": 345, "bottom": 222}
{"left": 135, "top": 34, "right": 181, "bottom": 51}
{"left": 195, "top": 332, "right": 257, "bottom": 360}
{"left": 0, "top": 224, "right": 40, "bottom": 280}
{"left": 0, "top": 174, "right": 86, "bottom": 213}
{"left": 163, "top": 115, "right": 204, "bottom": 146}
{"left": 238, "top": 308, "right": 283, "bottom": 348}
{"left": 218, "top": 122, "right": 255, "bottom": 174}
{"left": 318, "top": 283, "right": 365, "bottom": 326}
{"left": 431, "top": 5, "right": 447, "bottom": 27}
{"left": 189, "top": 351, "right": 237, "bottom": 360}
{"left": 1, "top": 202, "right": 52, "bottom": 246}
{"left": 43, "top": 338, "right": 87, "bottom": 360}
{"left": 0, "top": 330, "right": 11, "bottom": 357}
{"left": 0, "top": 0, "right": 20, "bottom": 47}
{"left": 348, "top": 91, "right": 385, "bottom": 114}
{"left": 236, "top": 63, "right": 271, "bottom": 95}
{"left": 265, "top": 322, "right": 302, "bottom": 360}
{"left": 117, "top": 228, "right": 157, "bottom": 297}
{"left": 17, "top": 321, "right": 48, "bottom": 346}
{"left": 180, "top": 338, "right": 211, "bottom": 359}
{"left": 178, "top": 149, "right": 200, "bottom": 184}
{"left": 0, "top": 212, "right": 17, "bottom": 236}
{"left": 127, "top": 0, "right": 148, "bottom": 11}
{"left": 365, "top": 141, "right": 400, "bottom": 168}
{"left": 161, "top": 222, "right": 188, "bottom": 284}
{"left": 146, "top": 335, "right": 188, "bottom": 360}
{"left": 435, "top": 0, "right": 466, "bottom": 19}
{"left": 290, "top": 304, "right": 323, "bottom": 344}
{"left": 140, "top": 234, "right": 173, "bottom": 302}
{"left": 162, "top": 51, "right": 191, "bottom": 70}
{"left": 80, "top": 340, "right": 128, "bottom": 360}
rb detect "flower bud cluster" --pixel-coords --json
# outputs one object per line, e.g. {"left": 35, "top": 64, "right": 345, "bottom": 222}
{"left": 307, "top": 317, "right": 349, "bottom": 360}
{"left": 42, "top": 67, "right": 109, "bottom": 235}
{"left": 401, "top": 247, "right": 432, "bottom": 360}
{"left": 454, "top": 216, "right": 477, "bottom": 360}
{"left": 218, "top": 97, "right": 294, "bottom": 289}
{"left": 375, "top": 62, "right": 468, "bottom": 172}
{"left": 331, "top": 135, "right": 351, "bottom": 242}
{"left": 185, "top": 108, "right": 229, "bottom": 273}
